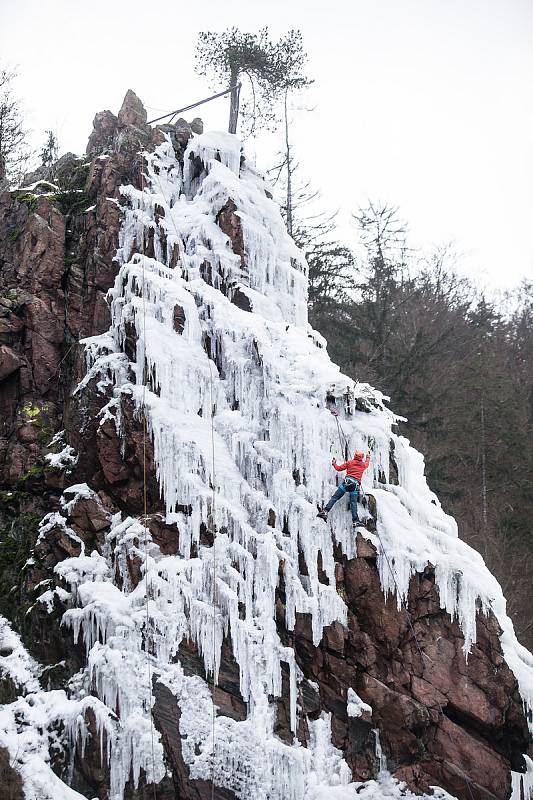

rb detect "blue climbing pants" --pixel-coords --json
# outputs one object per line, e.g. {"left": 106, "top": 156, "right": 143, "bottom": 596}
{"left": 325, "top": 479, "right": 360, "bottom": 522}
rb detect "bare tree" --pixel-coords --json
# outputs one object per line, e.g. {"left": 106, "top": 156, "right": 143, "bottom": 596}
{"left": 0, "top": 66, "right": 30, "bottom": 188}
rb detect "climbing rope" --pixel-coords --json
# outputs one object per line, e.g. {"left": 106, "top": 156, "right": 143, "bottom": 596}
{"left": 138, "top": 154, "right": 158, "bottom": 800}
{"left": 44, "top": 339, "right": 78, "bottom": 385}
{"left": 147, "top": 84, "right": 241, "bottom": 125}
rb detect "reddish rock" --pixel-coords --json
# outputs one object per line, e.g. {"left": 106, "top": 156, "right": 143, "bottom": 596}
{"left": 97, "top": 417, "right": 131, "bottom": 485}
{"left": 0, "top": 746, "right": 23, "bottom": 800}
{"left": 191, "top": 118, "right": 204, "bottom": 135}
{"left": 0, "top": 344, "right": 22, "bottom": 381}
{"left": 118, "top": 89, "right": 148, "bottom": 129}
{"left": 153, "top": 681, "right": 237, "bottom": 800}
{"left": 173, "top": 304, "right": 186, "bottom": 333}
{"left": 67, "top": 493, "right": 111, "bottom": 536}
{"left": 431, "top": 715, "right": 511, "bottom": 800}
{"left": 146, "top": 514, "right": 179, "bottom": 556}
{"left": 86, "top": 109, "right": 118, "bottom": 156}
{"left": 216, "top": 199, "right": 245, "bottom": 266}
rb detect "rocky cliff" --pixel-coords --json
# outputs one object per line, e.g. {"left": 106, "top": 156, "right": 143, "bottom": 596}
{"left": 0, "top": 90, "right": 532, "bottom": 800}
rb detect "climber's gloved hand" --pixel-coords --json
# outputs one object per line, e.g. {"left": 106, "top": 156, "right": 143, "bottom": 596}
{"left": 331, "top": 458, "right": 337, "bottom": 466}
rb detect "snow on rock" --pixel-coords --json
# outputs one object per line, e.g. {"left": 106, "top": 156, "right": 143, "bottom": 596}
{"left": 0, "top": 611, "right": 164, "bottom": 800}
{"left": 61, "top": 483, "right": 100, "bottom": 513}
{"left": 46, "top": 446, "right": 78, "bottom": 471}
{"left": 35, "top": 586, "right": 71, "bottom": 613}
{"left": 0, "top": 616, "right": 41, "bottom": 695}
{"left": 347, "top": 688, "right": 372, "bottom": 718}
{"left": 310, "top": 778, "right": 458, "bottom": 800}
{"left": 35, "top": 510, "right": 84, "bottom": 553}
{"left": 45, "top": 431, "right": 79, "bottom": 471}
{"left": 0, "top": 674, "right": 107, "bottom": 800}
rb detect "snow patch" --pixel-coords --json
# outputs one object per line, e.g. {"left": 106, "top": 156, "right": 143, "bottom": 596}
{"left": 347, "top": 688, "right": 372, "bottom": 718}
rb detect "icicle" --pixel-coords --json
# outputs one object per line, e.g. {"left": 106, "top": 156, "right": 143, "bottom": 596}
{"left": 373, "top": 728, "right": 387, "bottom": 775}
{"left": 511, "top": 756, "right": 533, "bottom": 800}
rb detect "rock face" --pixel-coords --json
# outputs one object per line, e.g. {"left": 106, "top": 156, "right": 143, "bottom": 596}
{"left": 0, "top": 90, "right": 197, "bottom": 555}
{"left": 0, "top": 91, "right": 531, "bottom": 800}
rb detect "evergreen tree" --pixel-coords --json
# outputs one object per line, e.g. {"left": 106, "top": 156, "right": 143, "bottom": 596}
{"left": 195, "top": 28, "right": 312, "bottom": 136}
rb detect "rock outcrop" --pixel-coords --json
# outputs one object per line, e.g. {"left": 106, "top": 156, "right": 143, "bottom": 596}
{"left": 0, "top": 91, "right": 531, "bottom": 800}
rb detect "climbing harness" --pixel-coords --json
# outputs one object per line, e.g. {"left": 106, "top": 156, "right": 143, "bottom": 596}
{"left": 343, "top": 477, "right": 359, "bottom": 492}
{"left": 147, "top": 84, "right": 242, "bottom": 125}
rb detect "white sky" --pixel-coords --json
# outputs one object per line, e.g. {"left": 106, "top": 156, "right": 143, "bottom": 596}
{"left": 2, "top": 0, "right": 532, "bottom": 290}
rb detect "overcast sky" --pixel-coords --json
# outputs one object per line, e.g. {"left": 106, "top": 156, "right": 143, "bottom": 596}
{"left": 2, "top": 0, "right": 532, "bottom": 291}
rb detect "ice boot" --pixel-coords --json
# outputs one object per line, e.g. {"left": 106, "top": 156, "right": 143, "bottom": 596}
{"left": 316, "top": 509, "right": 328, "bottom": 521}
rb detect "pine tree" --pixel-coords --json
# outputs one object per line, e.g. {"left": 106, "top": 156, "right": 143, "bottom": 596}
{"left": 195, "top": 28, "right": 312, "bottom": 136}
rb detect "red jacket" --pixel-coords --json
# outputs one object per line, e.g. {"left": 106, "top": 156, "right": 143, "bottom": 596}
{"left": 333, "top": 456, "right": 370, "bottom": 482}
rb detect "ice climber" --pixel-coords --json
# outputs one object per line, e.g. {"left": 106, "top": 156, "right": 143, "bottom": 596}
{"left": 317, "top": 450, "right": 371, "bottom": 527}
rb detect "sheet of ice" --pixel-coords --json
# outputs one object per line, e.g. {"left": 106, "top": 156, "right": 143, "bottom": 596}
{"left": 184, "top": 130, "right": 243, "bottom": 189}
